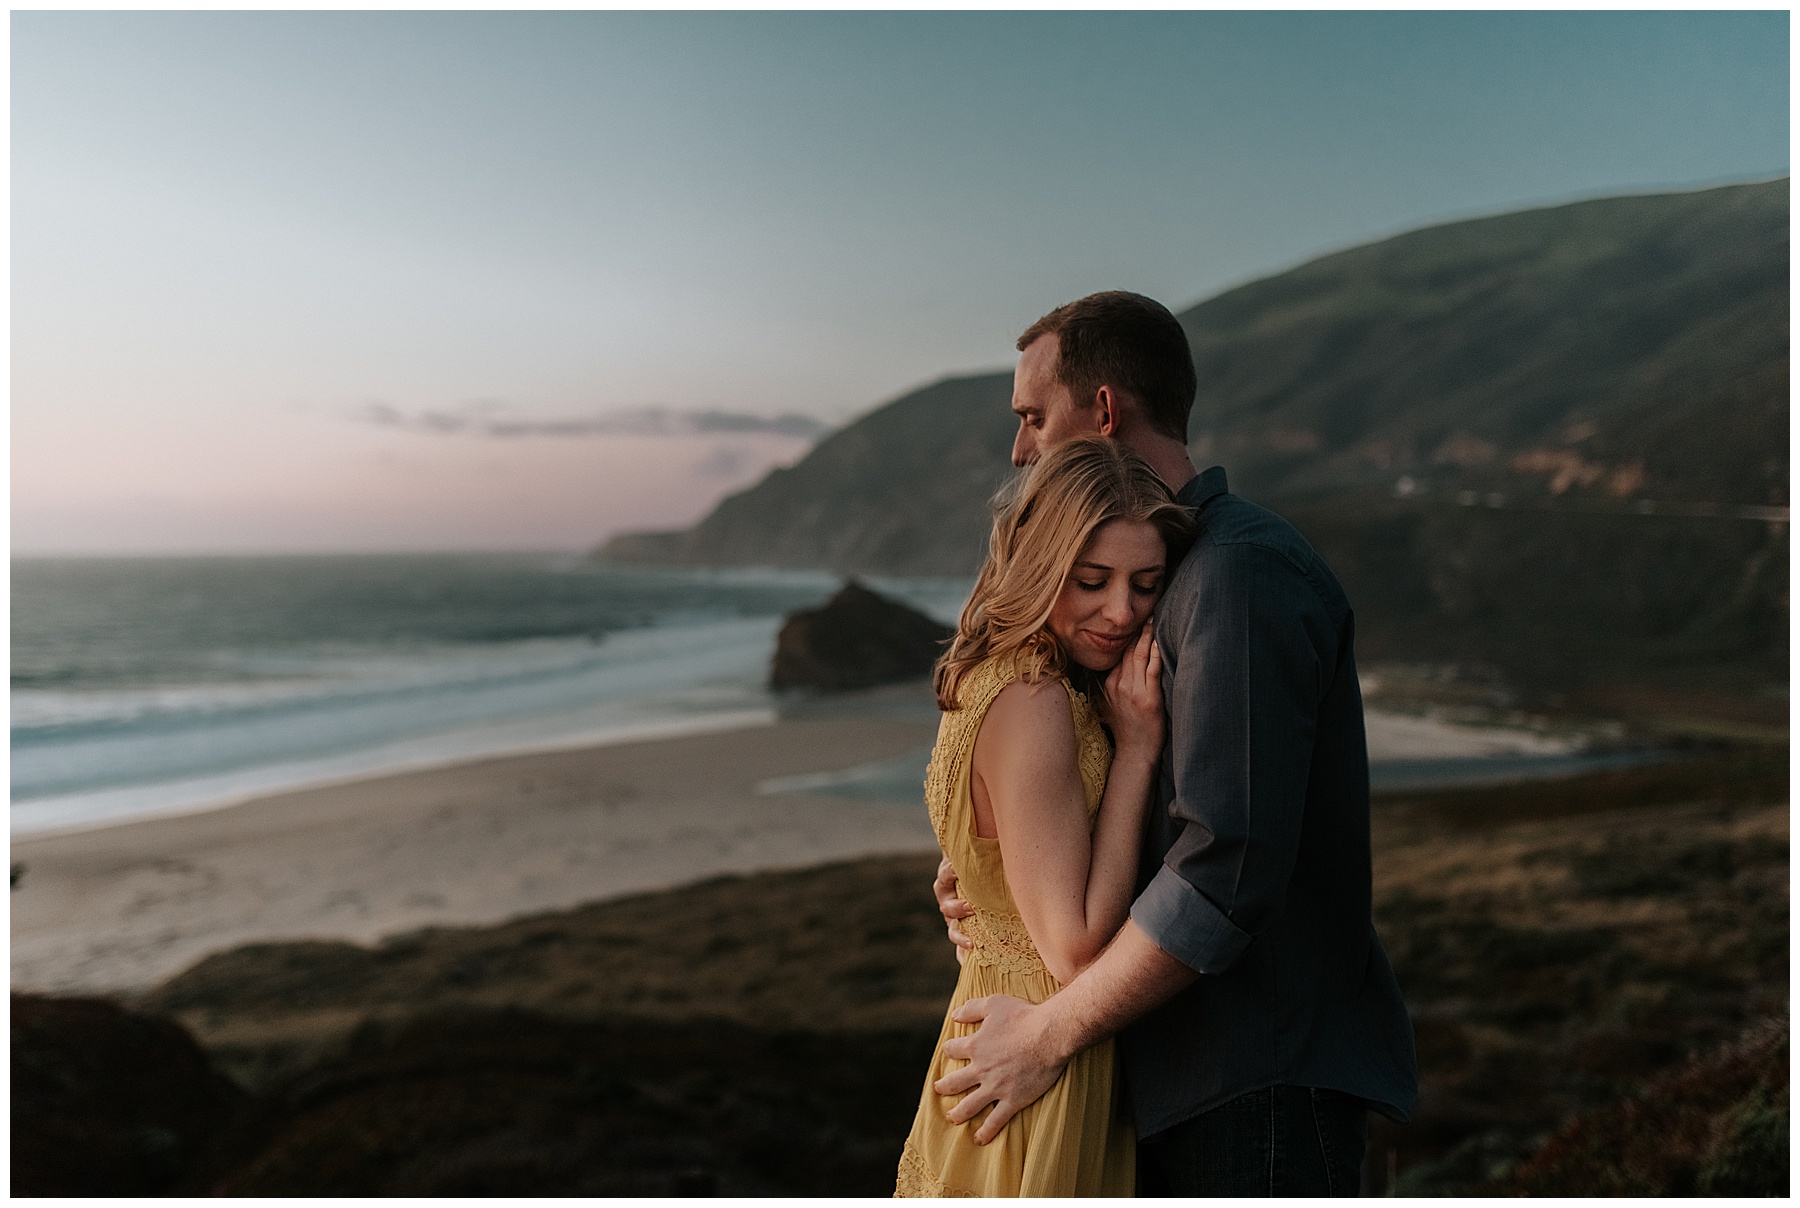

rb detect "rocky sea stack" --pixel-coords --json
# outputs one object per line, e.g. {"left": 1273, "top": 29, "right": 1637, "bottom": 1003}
{"left": 770, "top": 581, "right": 952, "bottom": 692}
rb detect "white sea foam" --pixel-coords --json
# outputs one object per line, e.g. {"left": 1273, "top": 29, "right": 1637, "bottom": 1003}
{"left": 12, "top": 616, "right": 787, "bottom": 834}
{"left": 10, "top": 559, "right": 977, "bottom": 837}
{"left": 12, "top": 639, "right": 610, "bottom": 731}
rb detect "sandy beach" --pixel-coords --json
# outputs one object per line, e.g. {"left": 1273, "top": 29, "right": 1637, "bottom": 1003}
{"left": 11, "top": 688, "right": 1596, "bottom": 997}
{"left": 11, "top": 710, "right": 941, "bottom": 995}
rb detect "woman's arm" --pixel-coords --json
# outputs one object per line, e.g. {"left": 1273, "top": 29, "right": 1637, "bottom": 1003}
{"left": 970, "top": 627, "right": 1164, "bottom": 985}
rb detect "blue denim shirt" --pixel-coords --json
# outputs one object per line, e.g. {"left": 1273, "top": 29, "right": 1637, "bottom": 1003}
{"left": 1121, "top": 466, "right": 1418, "bottom": 1139}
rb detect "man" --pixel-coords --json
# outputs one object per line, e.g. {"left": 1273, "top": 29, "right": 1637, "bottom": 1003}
{"left": 931, "top": 291, "right": 1417, "bottom": 1196}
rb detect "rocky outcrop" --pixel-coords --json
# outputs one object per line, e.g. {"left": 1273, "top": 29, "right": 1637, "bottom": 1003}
{"left": 11, "top": 994, "right": 248, "bottom": 1196}
{"left": 769, "top": 581, "right": 952, "bottom": 691}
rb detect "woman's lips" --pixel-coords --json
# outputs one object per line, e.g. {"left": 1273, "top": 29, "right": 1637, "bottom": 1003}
{"left": 1083, "top": 629, "right": 1131, "bottom": 650}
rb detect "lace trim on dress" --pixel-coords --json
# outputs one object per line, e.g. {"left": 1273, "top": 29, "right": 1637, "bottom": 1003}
{"left": 962, "top": 907, "right": 1048, "bottom": 977}
{"left": 1066, "top": 687, "right": 1113, "bottom": 814}
{"left": 922, "top": 656, "right": 1022, "bottom": 838}
{"left": 895, "top": 1138, "right": 979, "bottom": 1198}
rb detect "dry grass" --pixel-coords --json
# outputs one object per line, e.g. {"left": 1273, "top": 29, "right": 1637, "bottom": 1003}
{"left": 137, "top": 852, "right": 959, "bottom": 1089}
{"left": 107, "top": 745, "right": 1788, "bottom": 1194}
{"left": 1366, "top": 746, "right": 1787, "bottom": 1193}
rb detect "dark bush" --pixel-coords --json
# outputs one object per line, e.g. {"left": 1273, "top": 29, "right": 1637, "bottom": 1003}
{"left": 11, "top": 994, "right": 248, "bottom": 1195}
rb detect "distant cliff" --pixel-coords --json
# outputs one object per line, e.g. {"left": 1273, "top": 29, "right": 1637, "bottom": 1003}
{"left": 599, "top": 180, "right": 1788, "bottom": 701}
{"left": 599, "top": 372, "right": 1014, "bottom": 576}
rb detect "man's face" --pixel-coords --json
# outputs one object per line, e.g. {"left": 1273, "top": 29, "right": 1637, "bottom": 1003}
{"left": 1011, "top": 333, "right": 1103, "bottom": 467}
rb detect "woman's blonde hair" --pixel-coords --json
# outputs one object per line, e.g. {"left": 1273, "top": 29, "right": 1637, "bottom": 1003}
{"left": 935, "top": 436, "right": 1196, "bottom": 710}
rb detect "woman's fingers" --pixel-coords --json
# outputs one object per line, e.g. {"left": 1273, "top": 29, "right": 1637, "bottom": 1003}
{"left": 1124, "top": 624, "right": 1156, "bottom": 701}
{"left": 1101, "top": 622, "right": 1162, "bottom": 733}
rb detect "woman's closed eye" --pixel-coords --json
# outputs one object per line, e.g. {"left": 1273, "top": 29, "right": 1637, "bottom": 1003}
{"left": 1075, "top": 571, "right": 1163, "bottom": 594}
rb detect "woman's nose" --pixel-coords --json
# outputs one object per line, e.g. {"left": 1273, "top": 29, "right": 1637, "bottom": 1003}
{"left": 1101, "top": 588, "right": 1135, "bottom": 625}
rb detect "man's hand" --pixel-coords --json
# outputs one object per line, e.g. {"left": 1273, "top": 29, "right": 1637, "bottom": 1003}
{"left": 934, "top": 857, "right": 974, "bottom": 955}
{"left": 932, "top": 925, "right": 1199, "bottom": 1145}
{"left": 931, "top": 994, "right": 1070, "bottom": 1144}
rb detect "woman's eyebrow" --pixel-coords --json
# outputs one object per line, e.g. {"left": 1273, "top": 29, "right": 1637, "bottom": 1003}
{"left": 1073, "top": 560, "right": 1165, "bottom": 573}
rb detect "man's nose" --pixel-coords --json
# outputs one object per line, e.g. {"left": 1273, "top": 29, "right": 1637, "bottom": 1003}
{"left": 1011, "top": 425, "right": 1034, "bottom": 468}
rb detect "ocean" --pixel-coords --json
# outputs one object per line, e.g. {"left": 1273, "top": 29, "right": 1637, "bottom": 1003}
{"left": 11, "top": 555, "right": 972, "bottom": 836}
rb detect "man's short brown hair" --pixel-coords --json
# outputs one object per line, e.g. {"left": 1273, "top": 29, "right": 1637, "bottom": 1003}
{"left": 1017, "top": 291, "right": 1196, "bottom": 442}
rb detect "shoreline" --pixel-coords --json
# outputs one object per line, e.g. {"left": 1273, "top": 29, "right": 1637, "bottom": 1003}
{"left": 11, "top": 710, "right": 943, "bottom": 996}
{"left": 16, "top": 697, "right": 1589, "bottom": 841}
{"left": 11, "top": 707, "right": 781, "bottom": 841}
{"left": 12, "top": 689, "right": 1652, "bottom": 997}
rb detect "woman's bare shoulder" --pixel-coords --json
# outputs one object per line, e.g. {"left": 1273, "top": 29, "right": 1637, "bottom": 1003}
{"left": 972, "top": 674, "right": 1084, "bottom": 837}
{"left": 979, "top": 675, "right": 1077, "bottom": 751}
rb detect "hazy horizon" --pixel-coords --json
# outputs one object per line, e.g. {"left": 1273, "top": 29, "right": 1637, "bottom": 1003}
{"left": 14, "top": 11, "right": 1787, "bottom": 555}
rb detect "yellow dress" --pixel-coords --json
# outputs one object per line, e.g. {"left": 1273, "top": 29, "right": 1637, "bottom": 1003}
{"left": 895, "top": 654, "right": 1136, "bottom": 1197}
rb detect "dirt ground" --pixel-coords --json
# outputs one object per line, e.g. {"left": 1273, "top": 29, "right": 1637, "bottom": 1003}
{"left": 15, "top": 746, "right": 1787, "bottom": 1195}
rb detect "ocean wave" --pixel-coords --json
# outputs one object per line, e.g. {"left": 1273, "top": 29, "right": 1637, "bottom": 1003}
{"left": 11, "top": 637, "right": 619, "bottom": 735}
{"left": 10, "top": 558, "right": 975, "bottom": 834}
{"left": 12, "top": 618, "right": 783, "bottom": 805}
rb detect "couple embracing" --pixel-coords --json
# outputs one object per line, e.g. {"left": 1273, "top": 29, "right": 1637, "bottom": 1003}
{"left": 894, "top": 292, "right": 1418, "bottom": 1197}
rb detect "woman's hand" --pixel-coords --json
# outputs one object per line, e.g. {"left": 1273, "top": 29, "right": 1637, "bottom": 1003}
{"left": 1101, "top": 621, "right": 1164, "bottom": 761}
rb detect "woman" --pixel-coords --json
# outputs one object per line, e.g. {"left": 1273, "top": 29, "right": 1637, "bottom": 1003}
{"left": 895, "top": 436, "right": 1195, "bottom": 1198}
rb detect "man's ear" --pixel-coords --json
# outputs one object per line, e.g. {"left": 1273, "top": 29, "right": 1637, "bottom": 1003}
{"left": 1094, "top": 386, "right": 1122, "bottom": 437}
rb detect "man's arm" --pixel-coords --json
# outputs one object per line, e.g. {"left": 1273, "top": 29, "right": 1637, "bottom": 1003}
{"left": 934, "top": 922, "right": 1193, "bottom": 1143}
{"left": 1128, "top": 540, "right": 1333, "bottom": 973}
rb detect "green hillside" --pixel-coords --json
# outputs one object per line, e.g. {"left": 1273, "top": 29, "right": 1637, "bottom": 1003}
{"left": 1182, "top": 179, "right": 1786, "bottom": 506}
{"left": 599, "top": 180, "right": 1788, "bottom": 706}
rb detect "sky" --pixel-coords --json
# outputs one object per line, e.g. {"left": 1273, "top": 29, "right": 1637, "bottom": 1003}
{"left": 12, "top": 10, "right": 1789, "bottom": 555}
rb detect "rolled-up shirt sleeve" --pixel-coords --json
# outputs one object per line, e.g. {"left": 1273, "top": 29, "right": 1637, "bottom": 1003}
{"left": 1130, "top": 540, "right": 1337, "bottom": 975}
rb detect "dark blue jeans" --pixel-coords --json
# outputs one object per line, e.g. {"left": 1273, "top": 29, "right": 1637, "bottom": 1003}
{"left": 1137, "top": 1084, "right": 1368, "bottom": 1197}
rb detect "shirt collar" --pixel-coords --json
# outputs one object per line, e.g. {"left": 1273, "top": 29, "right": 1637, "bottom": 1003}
{"left": 1175, "top": 464, "right": 1229, "bottom": 510}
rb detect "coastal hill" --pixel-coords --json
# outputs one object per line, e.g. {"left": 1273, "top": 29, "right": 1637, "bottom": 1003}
{"left": 600, "top": 371, "right": 1016, "bottom": 578}
{"left": 1181, "top": 178, "right": 1786, "bottom": 507}
{"left": 600, "top": 180, "right": 1788, "bottom": 706}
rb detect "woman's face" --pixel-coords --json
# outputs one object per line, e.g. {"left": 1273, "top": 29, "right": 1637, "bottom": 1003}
{"left": 1047, "top": 518, "right": 1168, "bottom": 672}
